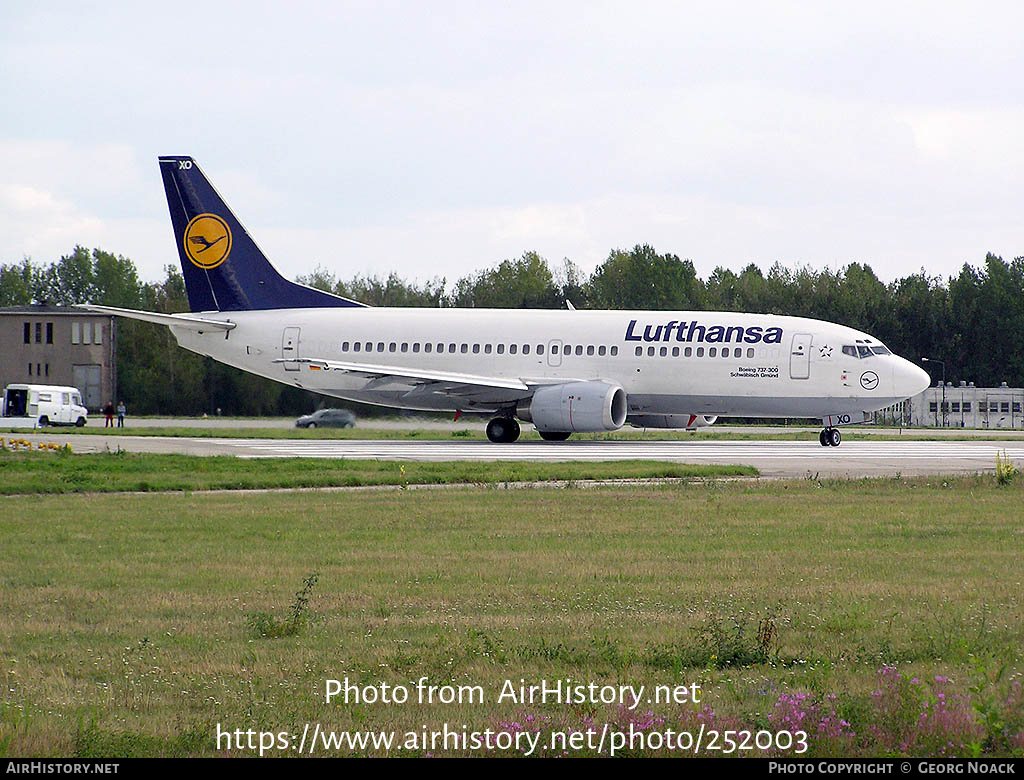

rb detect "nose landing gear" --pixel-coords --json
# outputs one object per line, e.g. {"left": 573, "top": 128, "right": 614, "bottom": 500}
{"left": 819, "top": 428, "right": 842, "bottom": 447}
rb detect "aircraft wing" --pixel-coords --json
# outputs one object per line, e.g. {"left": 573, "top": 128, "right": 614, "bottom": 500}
{"left": 272, "top": 356, "right": 536, "bottom": 407}
{"left": 275, "top": 357, "right": 530, "bottom": 395}
{"left": 79, "top": 304, "right": 236, "bottom": 331}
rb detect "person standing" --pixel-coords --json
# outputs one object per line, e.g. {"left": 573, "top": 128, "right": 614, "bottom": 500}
{"left": 103, "top": 401, "right": 114, "bottom": 428}
{"left": 116, "top": 400, "right": 126, "bottom": 428}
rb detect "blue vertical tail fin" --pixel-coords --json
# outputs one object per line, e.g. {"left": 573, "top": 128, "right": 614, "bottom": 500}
{"left": 158, "top": 156, "right": 365, "bottom": 312}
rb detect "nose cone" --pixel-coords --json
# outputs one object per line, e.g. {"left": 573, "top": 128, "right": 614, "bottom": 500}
{"left": 894, "top": 358, "right": 930, "bottom": 399}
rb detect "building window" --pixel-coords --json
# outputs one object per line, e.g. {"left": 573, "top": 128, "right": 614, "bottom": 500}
{"left": 93, "top": 323, "right": 102, "bottom": 345}
{"left": 82, "top": 322, "right": 92, "bottom": 344}
{"left": 24, "top": 322, "right": 30, "bottom": 344}
{"left": 35, "top": 322, "right": 42, "bottom": 343}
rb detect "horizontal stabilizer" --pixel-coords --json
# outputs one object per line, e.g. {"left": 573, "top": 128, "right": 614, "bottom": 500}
{"left": 79, "top": 304, "right": 236, "bottom": 331}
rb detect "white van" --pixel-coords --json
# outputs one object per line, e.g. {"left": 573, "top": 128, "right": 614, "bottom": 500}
{"left": 2, "top": 384, "right": 89, "bottom": 428}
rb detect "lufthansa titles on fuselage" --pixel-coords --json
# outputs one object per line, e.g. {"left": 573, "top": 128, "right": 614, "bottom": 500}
{"left": 624, "top": 319, "right": 784, "bottom": 345}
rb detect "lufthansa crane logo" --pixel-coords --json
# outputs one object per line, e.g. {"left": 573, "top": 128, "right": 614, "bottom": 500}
{"left": 183, "top": 214, "right": 232, "bottom": 269}
{"left": 860, "top": 371, "right": 879, "bottom": 391}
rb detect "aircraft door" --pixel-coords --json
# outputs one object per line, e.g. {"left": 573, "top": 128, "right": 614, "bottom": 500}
{"left": 547, "top": 339, "right": 563, "bottom": 367}
{"left": 790, "top": 333, "right": 812, "bottom": 379}
{"left": 281, "top": 327, "right": 301, "bottom": 371}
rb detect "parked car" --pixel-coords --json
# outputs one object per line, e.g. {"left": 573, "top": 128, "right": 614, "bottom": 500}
{"left": 2, "top": 384, "right": 88, "bottom": 428}
{"left": 295, "top": 408, "right": 356, "bottom": 429}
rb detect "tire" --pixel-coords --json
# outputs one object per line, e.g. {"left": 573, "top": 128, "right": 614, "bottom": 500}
{"left": 819, "top": 430, "right": 829, "bottom": 447}
{"left": 308, "top": 422, "right": 317, "bottom": 429}
{"left": 486, "top": 417, "right": 520, "bottom": 443}
{"left": 539, "top": 431, "right": 571, "bottom": 441}
{"left": 828, "top": 428, "right": 842, "bottom": 447}
{"left": 38, "top": 416, "right": 49, "bottom": 427}
{"left": 75, "top": 417, "right": 86, "bottom": 427}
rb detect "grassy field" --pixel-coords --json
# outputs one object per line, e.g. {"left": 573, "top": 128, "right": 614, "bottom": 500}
{"left": 1, "top": 474, "right": 1022, "bottom": 757}
{"left": 0, "top": 450, "right": 752, "bottom": 494}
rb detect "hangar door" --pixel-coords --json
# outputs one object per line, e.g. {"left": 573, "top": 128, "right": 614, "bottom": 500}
{"left": 789, "top": 334, "right": 812, "bottom": 380}
{"left": 73, "top": 364, "right": 102, "bottom": 409}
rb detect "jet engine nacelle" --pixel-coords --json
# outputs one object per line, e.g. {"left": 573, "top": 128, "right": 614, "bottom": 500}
{"left": 627, "top": 414, "right": 718, "bottom": 429}
{"left": 518, "top": 381, "right": 627, "bottom": 432}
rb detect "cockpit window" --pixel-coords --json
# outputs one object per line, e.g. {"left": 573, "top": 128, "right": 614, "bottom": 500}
{"left": 857, "top": 345, "right": 873, "bottom": 358}
{"left": 842, "top": 345, "right": 857, "bottom": 357}
{"left": 870, "top": 346, "right": 891, "bottom": 355}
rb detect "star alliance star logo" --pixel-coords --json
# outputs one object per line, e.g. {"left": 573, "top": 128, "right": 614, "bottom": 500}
{"left": 819, "top": 345, "right": 833, "bottom": 358}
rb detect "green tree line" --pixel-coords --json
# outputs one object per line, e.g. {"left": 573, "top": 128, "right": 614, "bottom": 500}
{"left": 3, "top": 245, "right": 1022, "bottom": 414}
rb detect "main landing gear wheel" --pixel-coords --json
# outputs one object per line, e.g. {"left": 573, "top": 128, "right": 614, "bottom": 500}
{"left": 820, "top": 428, "right": 842, "bottom": 447}
{"left": 486, "top": 417, "right": 521, "bottom": 443}
{"left": 538, "top": 431, "right": 572, "bottom": 441}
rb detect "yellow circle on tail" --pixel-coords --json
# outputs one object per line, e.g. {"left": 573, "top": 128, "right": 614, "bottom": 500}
{"left": 183, "top": 214, "right": 232, "bottom": 269}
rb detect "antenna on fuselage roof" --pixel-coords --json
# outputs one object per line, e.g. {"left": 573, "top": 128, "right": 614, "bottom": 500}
{"left": 566, "top": 300, "right": 576, "bottom": 310}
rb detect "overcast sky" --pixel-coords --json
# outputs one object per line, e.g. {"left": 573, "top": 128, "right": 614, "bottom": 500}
{"left": 3, "top": 1, "right": 1023, "bottom": 288}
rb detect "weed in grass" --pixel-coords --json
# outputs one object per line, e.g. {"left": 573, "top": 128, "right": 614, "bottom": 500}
{"left": 247, "top": 571, "right": 320, "bottom": 638}
{"left": 995, "top": 450, "right": 1018, "bottom": 485}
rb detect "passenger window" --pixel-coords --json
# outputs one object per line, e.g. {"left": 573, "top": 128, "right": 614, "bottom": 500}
{"left": 377, "top": 342, "right": 385, "bottom": 352}
{"left": 401, "top": 343, "right": 408, "bottom": 352}
{"left": 510, "top": 344, "right": 518, "bottom": 354}
{"left": 424, "top": 343, "right": 432, "bottom": 353}
{"left": 598, "top": 346, "right": 606, "bottom": 356}
{"left": 610, "top": 346, "right": 618, "bottom": 356}
{"left": 437, "top": 343, "right": 444, "bottom": 353}
{"left": 551, "top": 344, "right": 558, "bottom": 354}
{"left": 448, "top": 344, "right": 456, "bottom": 353}
{"left": 587, "top": 346, "right": 594, "bottom": 356}
{"left": 685, "top": 347, "right": 692, "bottom": 357}
{"left": 523, "top": 344, "right": 530, "bottom": 355}
{"left": 635, "top": 346, "right": 643, "bottom": 357}
{"left": 537, "top": 344, "right": 544, "bottom": 355}
{"left": 659, "top": 346, "right": 667, "bottom": 357}
{"left": 472, "top": 344, "right": 480, "bottom": 354}
{"left": 575, "top": 346, "right": 583, "bottom": 356}
{"left": 497, "top": 344, "right": 505, "bottom": 354}
{"left": 709, "top": 347, "right": 717, "bottom": 357}
{"left": 647, "top": 346, "right": 655, "bottom": 356}
{"left": 413, "top": 343, "right": 420, "bottom": 353}
{"left": 353, "top": 342, "right": 361, "bottom": 352}
{"left": 484, "top": 344, "right": 492, "bottom": 354}
{"left": 747, "top": 348, "right": 754, "bottom": 358}
{"left": 697, "top": 347, "right": 704, "bottom": 357}
{"left": 389, "top": 343, "right": 396, "bottom": 352}
{"left": 672, "top": 347, "right": 679, "bottom": 357}
{"left": 341, "top": 341, "right": 349, "bottom": 351}
{"left": 460, "top": 344, "right": 468, "bottom": 353}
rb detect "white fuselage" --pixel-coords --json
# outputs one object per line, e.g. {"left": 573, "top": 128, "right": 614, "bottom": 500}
{"left": 168, "top": 307, "right": 929, "bottom": 422}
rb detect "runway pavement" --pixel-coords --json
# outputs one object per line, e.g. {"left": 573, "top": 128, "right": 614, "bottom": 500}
{"left": 12, "top": 433, "right": 1024, "bottom": 478}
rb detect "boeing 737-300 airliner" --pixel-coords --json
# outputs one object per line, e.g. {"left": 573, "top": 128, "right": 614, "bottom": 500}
{"left": 84, "top": 156, "right": 930, "bottom": 445}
